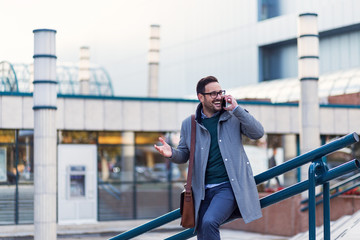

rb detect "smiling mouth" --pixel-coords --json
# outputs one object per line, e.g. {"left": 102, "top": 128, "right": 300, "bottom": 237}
{"left": 213, "top": 100, "right": 222, "bottom": 107}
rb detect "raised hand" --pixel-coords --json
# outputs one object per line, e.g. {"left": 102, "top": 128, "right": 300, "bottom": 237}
{"left": 154, "top": 137, "right": 172, "bottom": 158}
{"left": 223, "top": 94, "right": 238, "bottom": 111}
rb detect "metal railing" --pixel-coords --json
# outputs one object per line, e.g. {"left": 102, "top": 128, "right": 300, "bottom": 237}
{"left": 108, "top": 132, "right": 359, "bottom": 240}
{"left": 300, "top": 172, "right": 360, "bottom": 212}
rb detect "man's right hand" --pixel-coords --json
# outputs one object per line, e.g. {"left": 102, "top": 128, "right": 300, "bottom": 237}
{"left": 154, "top": 137, "right": 172, "bottom": 158}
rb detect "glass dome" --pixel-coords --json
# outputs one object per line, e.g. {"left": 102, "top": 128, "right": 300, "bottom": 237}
{"left": 0, "top": 61, "right": 114, "bottom": 96}
{"left": 229, "top": 67, "right": 360, "bottom": 103}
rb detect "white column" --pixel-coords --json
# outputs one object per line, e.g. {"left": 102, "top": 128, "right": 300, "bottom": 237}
{"left": 121, "top": 132, "right": 135, "bottom": 182}
{"left": 148, "top": 24, "right": 160, "bottom": 97}
{"left": 297, "top": 13, "right": 320, "bottom": 182}
{"left": 79, "top": 46, "right": 90, "bottom": 94}
{"left": 33, "top": 29, "right": 57, "bottom": 240}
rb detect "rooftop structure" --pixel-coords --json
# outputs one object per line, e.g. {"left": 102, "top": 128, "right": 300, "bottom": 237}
{"left": 0, "top": 61, "right": 113, "bottom": 96}
{"left": 230, "top": 67, "right": 360, "bottom": 104}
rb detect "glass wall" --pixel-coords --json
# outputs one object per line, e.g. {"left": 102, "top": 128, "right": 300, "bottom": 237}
{"left": 242, "top": 133, "right": 298, "bottom": 191}
{"left": 260, "top": 29, "right": 360, "bottom": 83}
{"left": 135, "top": 132, "right": 184, "bottom": 218}
{"left": 260, "top": 43, "right": 298, "bottom": 82}
{"left": 258, "top": 0, "right": 280, "bottom": 21}
{"left": 0, "top": 130, "right": 34, "bottom": 225}
{"left": 58, "top": 130, "right": 186, "bottom": 221}
{"left": 2, "top": 128, "right": 358, "bottom": 225}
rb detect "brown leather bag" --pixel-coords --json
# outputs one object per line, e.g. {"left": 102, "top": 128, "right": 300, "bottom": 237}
{"left": 180, "top": 114, "right": 196, "bottom": 228}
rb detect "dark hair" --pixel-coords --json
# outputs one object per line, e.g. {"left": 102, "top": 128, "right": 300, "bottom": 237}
{"left": 196, "top": 76, "right": 218, "bottom": 94}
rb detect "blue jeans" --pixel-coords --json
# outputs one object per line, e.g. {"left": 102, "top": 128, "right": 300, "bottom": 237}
{"left": 197, "top": 182, "right": 237, "bottom": 240}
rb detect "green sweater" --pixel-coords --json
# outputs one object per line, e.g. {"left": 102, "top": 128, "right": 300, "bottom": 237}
{"left": 202, "top": 114, "right": 229, "bottom": 185}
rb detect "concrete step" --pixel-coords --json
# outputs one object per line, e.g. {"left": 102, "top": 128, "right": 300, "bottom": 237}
{"left": 290, "top": 210, "right": 360, "bottom": 240}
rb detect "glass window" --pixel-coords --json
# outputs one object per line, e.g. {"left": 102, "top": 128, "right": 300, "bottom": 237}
{"left": 0, "top": 130, "right": 15, "bottom": 143}
{"left": 98, "top": 131, "right": 123, "bottom": 145}
{"left": 98, "top": 146, "right": 129, "bottom": 182}
{"left": 258, "top": 0, "right": 280, "bottom": 21}
{"left": 18, "top": 130, "right": 34, "bottom": 183}
{"left": 136, "top": 182, "right": 169, "bottom": 219}
{"left": 18, "top": 185, "right": 34, "bottom": 224}
{"left": 59, "top": 131, "right": 97, "bottom": 144}
{"left": 97, "top": 132, "right": 136, "bottom": 221}
{"left": 135, "top": 132, "right": 177, "bottom": 183}
{"left": 260, "top": 43, "right": 298, "bottom": 82}
{"left": 135, "top": 132, "right": 163, "bottom": 145}
{"left": 0, "top": 147, "right": 8, "bottom": 182}
{"left": 0, "top": 130, "right": 34, "bottom": 224}
{"left": 242, "top": 133, "right": 298, "bottom": 191}
{"left": 0, "top": 145, "right": 16, "bottom": 185}
{"left": 98, "top": 181, "right": 134, "bottom": 221}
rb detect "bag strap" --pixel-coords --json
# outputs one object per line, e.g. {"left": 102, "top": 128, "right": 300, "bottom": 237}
{"left": 185, "top": 114, "right": 196, "bottom": 193}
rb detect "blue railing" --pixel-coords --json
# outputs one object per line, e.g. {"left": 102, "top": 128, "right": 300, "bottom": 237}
{"left": 300, "top": 172, "right": 360, "bottom": 211}
{"left": 108, "top": 132, "right": 359, "bottom": 240}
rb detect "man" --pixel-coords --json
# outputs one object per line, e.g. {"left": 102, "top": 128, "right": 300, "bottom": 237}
{"left": 154, "top": 76, "right": 264, "bottom": 240}
{"left": 266, "top": 148, "right": 282, "bottom": 189}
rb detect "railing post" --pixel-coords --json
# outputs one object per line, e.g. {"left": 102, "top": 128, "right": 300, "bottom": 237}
{"left": 309, "top": 163, "right": 316, "bottom": 240}
{"left": 323, "top": 182, "right": 330, "bottom": 240}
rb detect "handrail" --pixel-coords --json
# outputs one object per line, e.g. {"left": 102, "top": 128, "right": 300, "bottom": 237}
{"left": 300, "top": 172, "right": 360, "bottom": 211}
{"left": 301, "top": 172, "right": 360, "bottom": 204}
{"left": 108, "top": 209, "right": 181, "bottom": 240}
{"left": 108, "top": 132, "right": 359, "bottom": 240}
{"left": 255, "top": 133, "right": 358, "bottom": 183}
{"left": 301, "top": 182, "right": 360, "bottom": 212}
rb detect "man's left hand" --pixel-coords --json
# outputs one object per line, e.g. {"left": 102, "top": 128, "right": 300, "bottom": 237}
{"left": 223, "top": 95, "right": 238, "bottom": 111}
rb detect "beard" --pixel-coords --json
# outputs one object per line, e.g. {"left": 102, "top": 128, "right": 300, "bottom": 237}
{"left": 203, "top": 98, "right": 223, "bottom": 115}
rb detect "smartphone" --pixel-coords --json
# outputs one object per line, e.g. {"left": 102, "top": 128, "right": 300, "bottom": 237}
{"left": 222, "top": 97, "right": 231, "bottom": 109}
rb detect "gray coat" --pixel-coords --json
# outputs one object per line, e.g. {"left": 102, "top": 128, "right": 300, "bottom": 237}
{"left": 170, "top": 103, "right": 264, "bottom": 228}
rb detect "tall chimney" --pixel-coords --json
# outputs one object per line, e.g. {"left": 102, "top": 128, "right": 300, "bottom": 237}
{"left": 297, "top": 13, "right": 320, "bottom": 181}
{"left": 148, "top": 24, "right": 160, "bottom": 97}
{"left": 33, "top": 28, "right": 57, "bottom": 240}
{"left": 79, "top": 46, "right": 90, "bottom": 94}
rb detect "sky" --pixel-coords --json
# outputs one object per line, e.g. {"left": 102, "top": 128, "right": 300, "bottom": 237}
{"left": 0, "top": 0, "right": 255, "bottom": 98}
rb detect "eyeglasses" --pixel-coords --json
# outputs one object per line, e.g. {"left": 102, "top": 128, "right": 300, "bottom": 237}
{"left": 201, "top": 90, "right": 226, "bottom": 99}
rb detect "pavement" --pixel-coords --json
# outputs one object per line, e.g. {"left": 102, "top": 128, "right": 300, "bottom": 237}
{"left": 0, "top": 218, "right": 289, "bottom": 240}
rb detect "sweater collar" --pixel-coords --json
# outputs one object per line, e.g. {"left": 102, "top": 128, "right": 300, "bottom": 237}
{"left": 195, "top": 103, "right": 230, "bottom": 123}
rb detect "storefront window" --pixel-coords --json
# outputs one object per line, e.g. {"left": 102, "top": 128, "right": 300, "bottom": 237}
{"left": 0, "top": 130, "right": 15, "bottom": 143}
{"left": 242, "top": 133, "right": 299, "bottom": 190}
{"left": 59, "top": 131, "right": 97, "bottom": 144}
{"left": 18, "top": 130, "right": 33, "bottom": 183}
{"left": 97, "top": 131, "right": 135, "bottom": 221}
{"left": 0, "top": 130, "right": 16, "bottom": 185}
{"left": 135, "top": 132, "right": 162, "bottom": 145}
{"left": 98, "top": 145, "right": 124, "bottom": 182}
{"left": 135, "top": 132, "right": 180, "bottom": 182}
{"left": 0, "top": 147, "right": 6, "bottom": 182}
{"left": 98, "top": 131, "right": 123, "bottom": 145}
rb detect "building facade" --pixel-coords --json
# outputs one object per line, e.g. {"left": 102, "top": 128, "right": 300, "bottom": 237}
{"left": 1, "top": 0, "right": 360, "bottom": 226}
{"left": 0, "top": 93, "right": 359, "bottom": 224}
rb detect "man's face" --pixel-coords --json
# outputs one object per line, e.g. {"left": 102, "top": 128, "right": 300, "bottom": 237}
{"left": 198, "top": 82, "right": 224, "bottom": 115}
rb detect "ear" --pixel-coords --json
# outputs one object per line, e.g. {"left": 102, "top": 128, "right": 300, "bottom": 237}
{"left": 197, "top": 93, "right": 204, "bottom": 103}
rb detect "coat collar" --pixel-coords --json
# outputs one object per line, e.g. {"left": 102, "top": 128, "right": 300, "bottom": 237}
{"left": 195, "top": 103, "right": 231, "bottom": 124}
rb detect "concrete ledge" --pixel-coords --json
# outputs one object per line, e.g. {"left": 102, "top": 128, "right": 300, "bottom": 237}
{"left": 0, "top": 219, "right": 182, "bottom": 238}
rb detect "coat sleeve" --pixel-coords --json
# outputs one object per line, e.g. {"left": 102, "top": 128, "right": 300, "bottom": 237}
{"left": 232, "top": 106, "right": 264, "bottom": 140}
{"left": 168, "top": 117, "right": 190, "bottom": 164}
